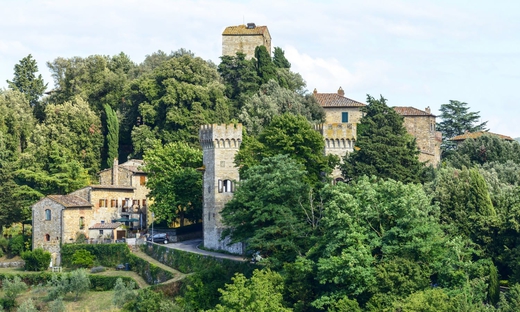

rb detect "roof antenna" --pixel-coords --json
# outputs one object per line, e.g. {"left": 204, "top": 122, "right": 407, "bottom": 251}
{"left": 243, "top": 15, "right": 244, "bottom": 25}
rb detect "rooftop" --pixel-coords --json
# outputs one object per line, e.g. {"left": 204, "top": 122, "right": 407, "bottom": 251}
{"left": 47, "top": 195, "right": 92, "bottom": 208}
{"left": 451, "top": 131, "right": 514, "bottom": 142}
{"left": 222, "top": 24, "right": 269, "bottom": 36}
{"left": 89, "top": 222, "right": 122, "bottom": 230}
{"left": 393, "top": 106, "right": 435, "bottom": 117}
{"left": 313, "top": 88, "right": 366, "bottom": 108}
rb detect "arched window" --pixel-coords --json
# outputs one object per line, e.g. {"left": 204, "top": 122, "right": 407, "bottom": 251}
{"left": 44, "top": 234, "right": 50, "bottom": 242}
{"left": 79, "top": 217, "right": 85, "bottom": 230}
{"left": 45, "top": 209, "right": 51, "bottom": 221}
{"left": 218, "top": 179, "right": 234, "bottom": 193}
{"left": 334, "top": 177, "right": 345, "bottom": 185}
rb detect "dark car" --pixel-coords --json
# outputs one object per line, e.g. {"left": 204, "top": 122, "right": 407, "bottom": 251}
{"left": 147, "top": 233, "right": 170, "bottom": 244}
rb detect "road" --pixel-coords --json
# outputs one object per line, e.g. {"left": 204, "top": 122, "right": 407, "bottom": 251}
{"left": 164, "top": 239, "right": 247, "bottom": 262}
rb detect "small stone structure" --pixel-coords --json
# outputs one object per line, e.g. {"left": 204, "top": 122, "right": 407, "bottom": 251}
{"left": 222, "top": 23, "right": 271, "bottom": 59}
{"left": 200, "top": 123, "right": 243, "bottom": 254}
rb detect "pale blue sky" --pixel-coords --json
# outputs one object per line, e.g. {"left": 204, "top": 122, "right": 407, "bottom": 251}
{"left": 1, "top": 0, "right": 519, "bottom": 137}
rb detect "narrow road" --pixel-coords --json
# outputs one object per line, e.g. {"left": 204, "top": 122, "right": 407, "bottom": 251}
{"left": 163, "top": 239, "right": 247, "bottom": 262}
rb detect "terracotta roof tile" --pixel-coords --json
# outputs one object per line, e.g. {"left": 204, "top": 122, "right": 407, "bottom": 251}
{"left": 89, "top": 222, "right": 122, "bottom": 230}
{"left": 314, "top": 93, "right": 366, "bottom": 108}
{"left": 48, "top": 195, "right": 92, "bottom": 208}
{"left": 222, "top": 25, "right": 269, "bottom": 36}
{"left": 393, "top": 107, "right": 435, "bottom": 117}
{"left": 451, "top": 131, "right": 514, "bottom": 142}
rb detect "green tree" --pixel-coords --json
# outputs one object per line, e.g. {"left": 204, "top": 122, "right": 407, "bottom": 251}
{"left": 68, "top": 269, "right": 90, "bottom": 301}
{"left": 489, "top": 262, "right": 500, "bottom": 306}
{"left": 113, "top": 278, "right": 136, "bottom": 308}
{"left": 71, "top": 249, "right": 95, "bottom": 268}
{"left": 48, "top": 297, "right": 66, "bottom": 312}
{"left": 210, "top": 269, "right": 292, "bottom": 312}
{"left": 235, "top": 113, "right": 331, "bottom": 185}
{"left": 447, "top": 134, "right": 520, "bottom": 168}
{"left": 437, "top": 100, "right": 488, "bottom": 153}
{"left": 2, "top": 276, "right": 27, "bottom": 308}
{"left": 16, "top": 298, "right": 37, "bottom": 312}
{"left": 273, "top": 47, "right": 291, "bottom": 69}
{"left": 222, "top": 155, "right": 321, "bottom": 266}
{"left": 239, "top": 80, "right": 325, "bottom": 135}
{"left": 143, "top": 142, "right": 203, "bottom": 225}
{"left": 6, "top": 54, "right": 47, "bottom": 107}
{"left": 341, "top": 95, "right": 423, "bottom": 183}
{"left": 104, "top": 104, "right": 119, "bottom": 168}
{"left": 127, "top": 53, "right": 231, "bottom": 147}
{"left": 254, "top": 45, "right": 277, "bottom": 85}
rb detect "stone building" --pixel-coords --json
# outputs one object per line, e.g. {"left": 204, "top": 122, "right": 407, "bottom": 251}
{"left": 200, "top": 123, "right": 243, "bottom": 254}
{"left": 451, "top": 131, "right": 514, "bottom": 146}
{"left": 31, "top": 159, "right": 150, "bottom": 265}
{"left": 393, "top": 107, "right": 442, "bottom": 166}
{"left": 222, "top": 23, "right": 271, "bottom": 59}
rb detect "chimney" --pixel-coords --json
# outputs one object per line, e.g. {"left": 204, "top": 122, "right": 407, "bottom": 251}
{"left": 338, "top": 87, "right": 344, "bottom": 96}
{"left": 313, "top": 88, "right": 318, "bottom": 95}
{"left": 112, "top": 158, "right": 119, "bottom": 186}
{"left": 425, "top": 106, "right": 431, "bottom": 114}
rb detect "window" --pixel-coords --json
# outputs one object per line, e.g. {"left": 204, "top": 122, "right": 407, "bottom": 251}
{"left": 99, "top": 199, "right": 107, "bottom": 207}
{"left": 45, "top": 209, "right": 51, "bottom": 221}
{"left": 44, "top": 234, "right": 50, "bottom": 242}
{"left": 99, "top": 230, "right": 104, "bottom": 235}
{"left": 218, "top": 179, "right": 234, "bottom": 193}
{"left": 140, "top": 175, "right": 146, "bottom": 186}
{"left": 341, "top": 112, "right": 349, "bottom": 123}
{"left": 79, "top": 217, "right": 85, "bottom": 230}
{"left": 142, "top": 199, "right": 147, "bottom": 207}
{"left": 111, "top": 199, "right": 117, "bottom": 207}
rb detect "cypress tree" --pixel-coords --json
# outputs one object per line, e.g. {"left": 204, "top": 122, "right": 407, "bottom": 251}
{"left": 254, "top": 45, "right": 277, "bottom": 84}
{"left": 104, "top": 104, "right": 119, "bottom": 167}
{"left": 488, "top": 262, "right": 500, "bottom": 305}
{"left": 341, "top": 95, "right": 423, "bottom": 183}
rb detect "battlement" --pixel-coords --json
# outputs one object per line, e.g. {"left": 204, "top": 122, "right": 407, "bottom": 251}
{"left": 314, "top": 123, "right": 357, "bottom": 140}
{"left": 200, "top": 124, "right": 242, "bottom": 149}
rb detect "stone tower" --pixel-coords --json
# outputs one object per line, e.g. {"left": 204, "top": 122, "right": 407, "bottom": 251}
{"left": 315, "top": 123, "right": 357, "bottom": 181}
{"left": 222, "top": 23, "right": 271, "bottom": 59}
{"left": 199, "top": 124, "right": 243, "bottom": 254}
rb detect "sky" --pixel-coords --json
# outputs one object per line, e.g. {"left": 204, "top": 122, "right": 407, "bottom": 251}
{"left": 1, "top": 0, "right": 519, "bottom": 137}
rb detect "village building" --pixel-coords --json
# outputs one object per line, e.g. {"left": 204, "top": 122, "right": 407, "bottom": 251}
{"left": 31, "top": 159, "right": 149, "bottom": 265}
{"left": 222, "top": 23, "right": 271, "bottom": 59}
{"left": 451, "top": 131, "right": 514, "bottom": 146}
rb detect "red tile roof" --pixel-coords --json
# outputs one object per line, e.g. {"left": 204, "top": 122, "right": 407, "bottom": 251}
{"left": 314, "top": 93, "right": 366, "bottom": 108}
{"left": 451, "top": 131, "right": 514, "bottom": 142}
{"left": 48, "top": 195, "right": 92, "bottom": 208}
{"left": 393, "top": 106, "right": 435, "bottom": 117}
{"left": 89, "top": 222, "right": 122, "bottom": 230}
{"left": 222, "top": 25, "right": 269, "bottom": 36}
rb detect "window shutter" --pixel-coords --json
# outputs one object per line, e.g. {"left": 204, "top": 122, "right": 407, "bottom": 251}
{"left": 218, "top": 180, "right": 223, "bottom": 193}
{"left": 342, "top": 112, "right": 349, "bottom": 123}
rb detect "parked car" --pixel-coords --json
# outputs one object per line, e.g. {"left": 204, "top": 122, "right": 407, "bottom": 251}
{"left": 147, "top": 233, "right": 170, "bottom": 244}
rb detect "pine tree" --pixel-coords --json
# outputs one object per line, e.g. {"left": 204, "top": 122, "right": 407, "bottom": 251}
{"left": 6, "top": 54, "right": 47, "bottom": 107}
{"left": 341, "top": 95, "right": 423, "bottom": 183}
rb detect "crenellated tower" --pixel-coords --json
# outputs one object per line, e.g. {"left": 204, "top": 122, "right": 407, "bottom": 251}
{"left": 315, "top": 123, "right": 357, "bottom": 181}
{"left": 199, "top": 124, "right": 243, "bottom": 254}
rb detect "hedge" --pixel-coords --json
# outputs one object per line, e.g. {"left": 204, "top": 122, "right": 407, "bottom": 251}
{"left": 0, "top": 272, "right": 138, "bottom": 291}
{"left": 61, "top": 244, "right": 130, "bottom": 267}
{"left": 127, "top": 253, "right": 174, "bottom": 285}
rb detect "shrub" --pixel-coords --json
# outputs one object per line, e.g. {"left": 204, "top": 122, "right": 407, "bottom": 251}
{"left": 61, "top": 244, "right": 130, "bottom": 267}
{"left": 75, "top": 232, "right": 87, "bottom": 244}
{"left": 69, "top": 269, "right": 90, "bottom": 301}
{"left": 48, "top": 297, "right": 66, "bottom": 312}
{"left": 7, "top": 235, "right": 24, "bottom": 256}
{"left": 0, "top": 237, "right": 8, "bottom": 255}
{"left": 21, "top": 248, "right": 51, "bottom": 271}
{"left": 16, "top": 298, "right": 37, "bottom": 312}
{"left": 90, "top": 266, "right": 105, "bottom": 273}
{"left": 2, "top": 276, "right": 27, "bottom": 309}
{"left": 71, "top": 249, "right": 95, "bottom": 268}
{"left": 46, "top": 274, "right": 69, "bottom": 301}
{"left": 113, "top": 278, "right": 136, "bottom": 308}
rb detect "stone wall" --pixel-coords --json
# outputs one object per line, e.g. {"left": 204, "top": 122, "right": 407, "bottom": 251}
{"left": 222, "top": 34, "right": 271, "bottom": 59}
{"left": 32, "top": 198, "right": 63, "bottom": 265}
{"left": 402, "top": 115, "right": 441, "bottom": 166}
{"left": 323, "top": 107, "right": 364, "bottom": 125}
{"left": 62, "top": 207, "right": 92, "bottom": 243}
{"left": 200, "top": 124, "right": 243, "bottom": 254}
{"left": 316, "top": 123, "right": 357, "bottom": 180}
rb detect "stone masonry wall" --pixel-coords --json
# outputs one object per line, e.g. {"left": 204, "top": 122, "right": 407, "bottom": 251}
{"left": 222, "top": 34, "right": 271, "bottom": 59}
{"left": 323, "top": 107, "right": 364, "bottom": 125}
{"left": 200, "top": 124, "right": 243, "bottom": 254}
{"left": 316, "top": 123, "right": 357, "bottom": 179}
{"left": 402, "top": 115, "right": 441, "bottom": 166}
{"left": 62, "top": 208, "right": 93, "bottom": 242}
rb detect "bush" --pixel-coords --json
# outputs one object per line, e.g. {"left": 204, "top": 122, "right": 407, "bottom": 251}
{"left": 61, "top": 244, "right": 129, "bottom": 267}
{"left": 1, "top": 276, "right": 27, "bottom": 309}
{"left": 7, "top": 235, "right": 24, "bottom": 256}
{"left": 69, "top": 269, "right": 90, "bottom": 301}
{"left": 90, "top": 266, "right": 106, "bottom": 273}
{"left": 113, "top": 278, "right": 136, "bottom": 308}
{"left": 71, "top": 249, "right": 95, "bottom": 268}
{"left": 21, "top": 248, "right": 51, "bottom": 271}
{"left": 16, "top": 298, "right": 37, "bottom": 312}
{"left": 0, "top": 237, "right": 8, "bottom": 255}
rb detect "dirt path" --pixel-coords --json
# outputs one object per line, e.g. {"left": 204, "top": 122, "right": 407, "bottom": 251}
{"left": 130, "top": 250, "right": 188, "bottom": 285}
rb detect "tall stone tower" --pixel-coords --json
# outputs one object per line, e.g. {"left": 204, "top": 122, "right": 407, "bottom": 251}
{"left": 222, "top": 23, "right": 271, "bottom": 59}
{"left": 199, "top": 124, "right": 243, "bottom": 254}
